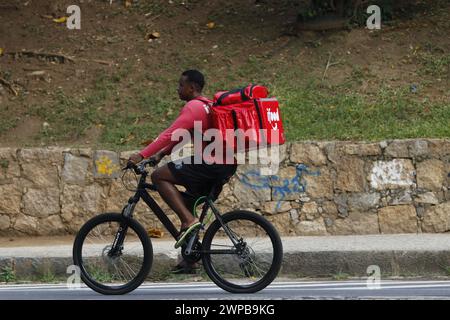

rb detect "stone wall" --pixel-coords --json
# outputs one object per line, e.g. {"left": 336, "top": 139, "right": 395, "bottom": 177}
{"left": 0, "top": 139, "right": 449, "bottom": 236}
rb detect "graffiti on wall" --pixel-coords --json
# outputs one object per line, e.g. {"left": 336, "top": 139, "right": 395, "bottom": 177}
{"left": 238, "top": 164, "right": 321, "bottom": 209}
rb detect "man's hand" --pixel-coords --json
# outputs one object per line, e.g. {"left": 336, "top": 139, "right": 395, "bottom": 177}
{"left": 128, "top": 151, "right": 165, "bottom": 166}
{"left": 128, "top": 153, "right": 144, "bottom": 165}
{"left": 148, "top": 151, "right": 164, "bottom": 166}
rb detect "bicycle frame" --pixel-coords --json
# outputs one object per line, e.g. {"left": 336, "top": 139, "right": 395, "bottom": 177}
{"left": 74, "top": 160, "right": 282, "bottom": 295}
{"left": 120, "top": 169, "right": 240, "bottom": 256}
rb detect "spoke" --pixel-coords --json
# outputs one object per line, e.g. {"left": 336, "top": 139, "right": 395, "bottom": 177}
{"left": 208, "top": 218, "right": 277, "bottom": 285}
{"left": 112, "top": 261, "right": 127, "bottom": 282}
{"left": 81, "top": 220, "right": 145, "bottom": 286}
{"left": 120, "top": 256, "right": 139, "bottom": 279}
{"left": 247, "top": 259, "right": 266, "bottom": 278}
{"left": 211, "top": 260, "right": 248, "bottom": 278}
{"left": 119, "top": 258, "right": 135, "bottom": 280}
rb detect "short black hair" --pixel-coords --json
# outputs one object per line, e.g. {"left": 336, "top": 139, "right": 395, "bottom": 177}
{"left": 182, "top": 69, "right": 205, "bottom": 91}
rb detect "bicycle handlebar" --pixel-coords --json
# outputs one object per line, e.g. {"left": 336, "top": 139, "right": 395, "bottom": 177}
{"left": 122, "top": 158, "right": 157, "bottom": 175}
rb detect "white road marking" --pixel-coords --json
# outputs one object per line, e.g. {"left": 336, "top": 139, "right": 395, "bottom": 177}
{"left": 309, "top": 284, "right": 450, "bottom": 291}
{"left": 1, "top": 281, "right": 450, "bottom": 292}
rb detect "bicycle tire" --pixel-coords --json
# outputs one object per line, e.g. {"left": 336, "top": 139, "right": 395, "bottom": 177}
{"left": 202, "top": 210, "right": 283, "bottom": 293}
{"left": 72, "top": 213, "right": 153, "bottom": 295}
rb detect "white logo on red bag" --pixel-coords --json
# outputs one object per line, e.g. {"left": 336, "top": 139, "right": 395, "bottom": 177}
{"left": 267, "top": 109, "right": 279, "bottom": 130}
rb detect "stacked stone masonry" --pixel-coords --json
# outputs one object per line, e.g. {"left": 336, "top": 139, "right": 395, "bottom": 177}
{"left": 0, "top": 139, "right": 448, "bottom": 236}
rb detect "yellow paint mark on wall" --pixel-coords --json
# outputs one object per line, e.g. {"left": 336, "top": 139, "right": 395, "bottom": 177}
{"left": 95, "top": 156, "right": 119, "bottom": 176}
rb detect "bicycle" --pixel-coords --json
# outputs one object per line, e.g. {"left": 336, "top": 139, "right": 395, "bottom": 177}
{"left": 72, "top": 158, "right": 283, "bottom": 295}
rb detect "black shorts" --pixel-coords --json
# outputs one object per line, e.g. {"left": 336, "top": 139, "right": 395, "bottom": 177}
{"left": 167, "top": 156, "right": 237, "bottom": 199}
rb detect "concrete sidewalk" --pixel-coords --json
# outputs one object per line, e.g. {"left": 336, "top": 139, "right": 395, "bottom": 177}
{"left": 0, "top": 234, "right": 450, "bottom": 280}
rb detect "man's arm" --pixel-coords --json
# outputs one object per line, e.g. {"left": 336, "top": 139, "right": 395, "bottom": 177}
{"left": 139, "top": 107, "right": 194, "bottom": 158}
{"left": 128, "top": 106, "right": 195, "bottom": 165}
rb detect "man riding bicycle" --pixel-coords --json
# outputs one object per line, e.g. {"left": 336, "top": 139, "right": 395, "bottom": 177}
{"left": 128, "top": 70, "right": 237, "bottom": 272}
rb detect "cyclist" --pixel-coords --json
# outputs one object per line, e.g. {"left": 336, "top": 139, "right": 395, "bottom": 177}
{"left": 128, "top": 70, "right": 237, "bottom": 272}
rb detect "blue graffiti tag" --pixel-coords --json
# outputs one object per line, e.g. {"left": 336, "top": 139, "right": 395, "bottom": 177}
{"left": 238, "top": 164, "right": 321, "bottom": 210}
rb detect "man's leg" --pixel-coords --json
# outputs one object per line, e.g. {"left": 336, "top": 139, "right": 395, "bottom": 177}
{"left": 151, "top": 164, "right": 200, "bottom": 273}
{"left": 151, "top": 164, "right": 198, "bottom": 230}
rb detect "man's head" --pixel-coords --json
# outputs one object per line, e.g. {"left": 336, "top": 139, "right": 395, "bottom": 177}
{"left": 178, "top": 69, "right": 205, "bottom": 101}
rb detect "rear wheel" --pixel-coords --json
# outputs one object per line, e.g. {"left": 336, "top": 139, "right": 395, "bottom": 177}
{"left": 73, "top": 213, "right": 153, "bottom": 295}
{"left": 202, "top": 210, "right": 283, "bottom": 293}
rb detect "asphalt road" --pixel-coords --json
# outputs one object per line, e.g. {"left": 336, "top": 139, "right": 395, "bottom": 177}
{"left": 1, "top": 280, "right": 450, "bottom": 300}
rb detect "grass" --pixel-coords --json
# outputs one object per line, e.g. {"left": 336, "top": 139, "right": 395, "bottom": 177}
{"left": 439, "top": 264, "right": 450, "bottom": 276}
{"left": 445, "top": 267, "right": 450, "bottom": 277}
{"left": 0, "top": 159, "right": 9, "bottom": 169}
{"left": 4, "top": 1, "right": 449, "bottom": 148}
{"left": 418, "top": 52, "right": 450, "bottom": 78}
{"left": 40, "top": 270, "right": 57, "bottom": 283}
{"left": 0, "top": 105, "right": 20, "bottom": 136}
{"left": 0, "top": 266, "right": 16, "bottom": 283}
{"left": 277, "top": 82, "right": 450, "bottom": 141}
{"left": 332, "top": 272, "right": 350, "bottom": 281}
{"left": 86, "top": 266, "right": 117, "bottom": 283}
{"left": 26, "top": 55, "right": 450, "bottom": 149}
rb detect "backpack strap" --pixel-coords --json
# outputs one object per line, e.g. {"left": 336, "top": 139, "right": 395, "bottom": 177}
{"left": 193, "top": 98, "right": 212, "bottom": 105}
{"left": 193, "top": 98, "right": 212, "bottom": 114}
{"left": 216, "top": 88, "right": 246, "bottom": 105}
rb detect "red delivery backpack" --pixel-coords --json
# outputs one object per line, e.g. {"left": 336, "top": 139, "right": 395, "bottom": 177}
{"left": 209, "top": 84, "right": 285, "bottom": 152}
{"left": 213, "top": 84, "right": 268, "bottom": 105}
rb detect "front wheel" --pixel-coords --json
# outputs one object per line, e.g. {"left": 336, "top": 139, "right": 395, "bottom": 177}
{"left": 73, "top": 213, "right": 153, "bottom": 295}
{"left": 202, "top": 210, "right": 283, "bottom": 293}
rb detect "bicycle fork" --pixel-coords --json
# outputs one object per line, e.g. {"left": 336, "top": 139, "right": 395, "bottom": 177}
{"left": 108, "top": 223, "right": 128, "bottom": 257}
{"left": 108, "top": 199, "right": 136, "bottom": 257}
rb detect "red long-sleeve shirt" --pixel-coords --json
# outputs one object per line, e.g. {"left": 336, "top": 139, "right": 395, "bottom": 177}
{"left": 139, "top": 97, "right": 213, "bottom": 159}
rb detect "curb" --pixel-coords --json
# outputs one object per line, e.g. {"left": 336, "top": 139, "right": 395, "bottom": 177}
{"left": 281, "top": 250, "right": 450, "bottom": 277}
{"left": 0, "top": 252, "right": 179, "bottom": 281}
{"left": 1, "top": 234, "right": 450, "bottom": 282}
{"left": 1, "top": 250, "right": 450, "bottom": 282}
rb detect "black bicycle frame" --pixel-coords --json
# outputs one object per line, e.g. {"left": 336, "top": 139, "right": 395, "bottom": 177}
{"left": 123, "top": 170, "right": 179, "bottom": 238}
{"left": 119, "top": 169, "right": 239, "bottom": 255}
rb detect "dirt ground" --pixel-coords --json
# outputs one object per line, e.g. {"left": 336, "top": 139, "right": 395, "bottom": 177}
{"left": 0, "top": 0, "right": 449, "bottom": 146}
{"left": 0, "top": 1, "right": 449, "bottom": 244}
